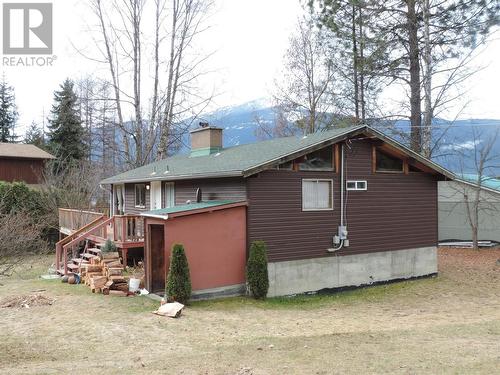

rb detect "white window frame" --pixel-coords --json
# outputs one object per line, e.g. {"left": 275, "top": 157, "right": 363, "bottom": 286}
{"left": 346, "top": 180, "right": 367, "bottom": 191}
{"left": 134, "top": 183, "right": 146, "bottom": 208}
{"left": 302, "top": 179, "right": 334, "bottom": 211}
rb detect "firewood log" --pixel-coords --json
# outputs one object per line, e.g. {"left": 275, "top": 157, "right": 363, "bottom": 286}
{"left": 108, "top": 290, "right": 127, "bottom": 297}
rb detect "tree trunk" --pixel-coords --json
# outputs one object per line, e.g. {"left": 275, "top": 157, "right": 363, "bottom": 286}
{"left": 351, "top": 5, "right": 360, "bottom": 123}
{"left": 407, "top": 0, "right": 422, "bottom": 153}
{"left": 422, "top": 0, "right": 432, "bottom": 157}
{"left": 358, "top": 6, "right": 366, "bottom": 123}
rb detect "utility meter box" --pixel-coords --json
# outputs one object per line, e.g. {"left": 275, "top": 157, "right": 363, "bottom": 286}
{"left": 338, "top": 225, "right": 348, "bottom": 240}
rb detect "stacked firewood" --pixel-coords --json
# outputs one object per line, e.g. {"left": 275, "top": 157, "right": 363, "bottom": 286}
{"left": 80, "top": 251, "right": 130, "bottom": 297}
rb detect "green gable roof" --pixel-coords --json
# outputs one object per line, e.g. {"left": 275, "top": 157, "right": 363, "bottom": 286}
{"left": 100, "top": 124, "right": 455, "bottom": 185}
{"left": 101, "top": 125, "right": 366, "bottom": 184}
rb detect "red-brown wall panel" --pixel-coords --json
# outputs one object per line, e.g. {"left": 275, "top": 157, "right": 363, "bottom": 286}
{"left": 0, "top": 158, "right": 45, "bottom": 184}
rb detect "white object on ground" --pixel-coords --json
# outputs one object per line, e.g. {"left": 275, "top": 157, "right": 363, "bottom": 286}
{"left": 139, "top": 288, "right": 149, "bottom": 295}
{"left": 153, "top": 302, "right": 185, "bottom": 318}
{"left": 129, "top": 278, "right": 141, "bottom": 292}
{"left": 40, "top": 275, "right": 61, "bottom": 280}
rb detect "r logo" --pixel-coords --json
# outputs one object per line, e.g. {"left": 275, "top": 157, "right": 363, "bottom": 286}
{"left": 3, "top": 3, "right": 52, "bottom": 54}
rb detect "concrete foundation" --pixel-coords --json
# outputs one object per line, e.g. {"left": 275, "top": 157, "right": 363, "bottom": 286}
{"left": 267, "top": 247, "right": 437, "bottom": 297}
{"left": 191, "top": 283, "right": 246, "bottom": 300}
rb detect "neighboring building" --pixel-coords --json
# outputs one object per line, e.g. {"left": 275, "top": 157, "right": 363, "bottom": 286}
{"left": 0, "top": 143, "right": 55, "bottom": 185}
{"left": 438, "top": 176, "right": 500, "bottom": 242}
{"left": 95, "top": 124, "right": 453, "bottom": 297}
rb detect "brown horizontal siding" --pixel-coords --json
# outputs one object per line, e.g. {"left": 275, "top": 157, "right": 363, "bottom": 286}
{"left": 247, "top": 138, "right": 438, "bottom": 262}
{"left": 0, "top": 157, "right": 45, "bottom": 184}
{"left": 124, "top": 183, "right": 150, "bottom": 214}
{"left": 174, "top": 177, "right": 246, "bottom": 205}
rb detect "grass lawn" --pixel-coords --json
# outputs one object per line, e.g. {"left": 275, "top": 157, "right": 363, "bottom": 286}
{"left": 0, "top": 247, "right": 499, "bottom": 374}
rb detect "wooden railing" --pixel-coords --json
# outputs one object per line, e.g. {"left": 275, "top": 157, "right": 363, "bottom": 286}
{"left": 59, "top": 208, "right": 105, "bottom": 234}
{"left": 114, "top": 215, "right": 145, "bottom": 242}
{"left": 55, "top": 215, "right": 106, "bottom": 271}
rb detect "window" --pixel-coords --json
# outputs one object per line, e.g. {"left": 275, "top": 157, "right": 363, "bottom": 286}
{"left": 298, "top": 147, "right": 334, "bottom": 171}
{"left": 302, "top": 179, "right": 333, "bottom": 211}
{"left": 277, "top": 160, "right": 293, "bottom": 170}
{"left": 375, "top": 149, "right": 404, "bottom": 172}
{"left": 134, "top": 184, "right": 146, "bottom": 208}
{"left": 346, "top": 180, "right": 367, "bottom": 191}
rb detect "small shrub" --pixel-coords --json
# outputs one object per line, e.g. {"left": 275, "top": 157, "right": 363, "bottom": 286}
{"left": 246, "top": 240, "right": 269, "bottom": 299}
{"left": 165, "top": 243, "right": 191, "bottom": 304}
{"left": 102, "top": 238, "right": 117, "bottom": 253}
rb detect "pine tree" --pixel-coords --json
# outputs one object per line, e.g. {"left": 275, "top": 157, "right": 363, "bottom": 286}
{"left": 0, "top": 76, "right": 18, "bottom": 143}
{"left": 165, "top": 243, "right": 192, "bottom": 304}
{"left": 24, "top": 122, "right": 45, "bottom": 149}
{"left": 47, "top": 79, "right": 86, "bottom": 168}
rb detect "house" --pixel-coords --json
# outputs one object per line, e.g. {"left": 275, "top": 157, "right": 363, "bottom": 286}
{"left": 0, "top": 143, "right": 55, "bottom": 185}
{"left": 438, "top": 175, "right": 500, "bottom": 243}
{"left": 84, "top": 123, "right": 453, "bottom": 298}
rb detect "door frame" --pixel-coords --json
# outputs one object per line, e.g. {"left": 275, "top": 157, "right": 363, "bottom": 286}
{"left": 145, "top": 218, "right": 168, "bottom": 292}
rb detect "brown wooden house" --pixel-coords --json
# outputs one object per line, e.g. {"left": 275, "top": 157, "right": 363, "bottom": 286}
{"left": 60, "top": 124, "right": 454, "bottom": 298}
{"left": 0, "top": 143, "right": 55, "bottom": 185}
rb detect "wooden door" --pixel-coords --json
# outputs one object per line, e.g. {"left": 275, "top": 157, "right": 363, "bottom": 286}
{"left": 149, "top": 224, "right": 165, "bottom": 292}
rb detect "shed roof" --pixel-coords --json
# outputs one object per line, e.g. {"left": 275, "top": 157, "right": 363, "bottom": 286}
{"left": 101, "top": 125, "right": 455, "bottom": 184}
{"left": 0, "top": 143, "right": 55, "bottom": 159}
{"left": 141, "top": 200, "right": 246, "bottom": 219}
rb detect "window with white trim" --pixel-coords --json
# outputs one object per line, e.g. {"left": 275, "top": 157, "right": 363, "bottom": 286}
{"left": 346, "top": 180, "right": 367, "bottom": 191}
{"left": 302, "top": 179, "right": 333, "bottom": 210}
{"left": 134, "top": 184, "right": 146, "bottom": 208}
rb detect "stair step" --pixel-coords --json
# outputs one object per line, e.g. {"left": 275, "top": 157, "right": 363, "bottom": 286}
{"left": 71, "top": 258, "right": 89, "bottom": 265}
{"left": 82, "top": 253, "right": 97, "bottom": 260}
{"left": 67, "top": 263, "right": 80, "bottom": 271}
{"left": 88, "top": 248, "right": 101, "bottom": 255}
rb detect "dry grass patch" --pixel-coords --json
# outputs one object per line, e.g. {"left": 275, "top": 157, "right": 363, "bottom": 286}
{"left": 0, "top": 249, "right": 499, "bottom": 374}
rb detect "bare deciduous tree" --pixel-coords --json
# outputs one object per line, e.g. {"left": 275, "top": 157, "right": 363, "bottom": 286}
{"left": 274, "top": 17, "right": 336, "bottom": 135}
{"left": 0, "top": 210, "right": 48, "bottom": 279}
{"left": 452, "top": 128, "right": 500, "bottom": 250}
{"left": 88, "top": 0, "right": 215, "bottom": 167}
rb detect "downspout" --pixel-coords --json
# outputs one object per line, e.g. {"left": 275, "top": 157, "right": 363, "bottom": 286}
{"left": 328, "top": 143, "right": 346, "bottom": 252}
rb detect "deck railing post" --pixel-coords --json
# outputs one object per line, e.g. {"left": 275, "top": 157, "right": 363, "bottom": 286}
{"left": 63, "top": 245, "right": 68, "bottom": 275}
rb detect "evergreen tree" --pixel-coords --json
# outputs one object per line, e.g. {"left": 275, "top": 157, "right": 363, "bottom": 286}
{"left": 246, "top": 241, "right": 269, "bottom": 299}
{"left": 24, "top": 122, "right": 45, "bottom": 149}
{"left": 312, "top": 0, "right": 500, "bottom": 153}
{"left": 165, "top": 243, "right": 192, "bottom": 304}
{"left": 0, "top": 76, "right": 18, "bottom": 143}
{"left": 47, "top": 79, "right": 86, "bottom": 167}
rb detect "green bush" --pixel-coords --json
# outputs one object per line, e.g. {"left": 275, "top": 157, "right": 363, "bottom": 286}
{"left": 0, "top": 181, "right": 48, "bottom": 217}
{"left": 165, "top": 243, "right": 192, "bottom": 304}
{"left": 102, "top": 238, "right": 117, "bottom": 253}
{"left": 246, "top": 240, "right": 269, "bottom": 299}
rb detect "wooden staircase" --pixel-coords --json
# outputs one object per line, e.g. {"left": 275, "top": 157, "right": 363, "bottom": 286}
{"left": 55, "top": 209, "right": 145, "bottom": 276}
{"left": 58, "top": 246, "right": 103, "bottom": 276}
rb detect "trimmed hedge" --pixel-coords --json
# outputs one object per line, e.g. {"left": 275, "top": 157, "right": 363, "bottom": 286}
{"left": 246, "top": 240, "right": 269, "bottom": 299}
{"left": 165, "top": 243, "right": 192, "bottom": 304}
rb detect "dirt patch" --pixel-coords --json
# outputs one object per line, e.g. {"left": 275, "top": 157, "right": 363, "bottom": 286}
{"left": 0, "top": 293, "right": 55, "bottom": 308}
